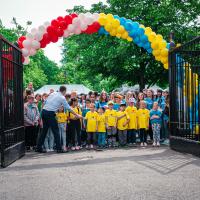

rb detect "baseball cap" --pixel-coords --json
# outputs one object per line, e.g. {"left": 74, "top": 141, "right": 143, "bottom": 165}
{"left": 108, "top": 101, "right": 114, "bottom": 105}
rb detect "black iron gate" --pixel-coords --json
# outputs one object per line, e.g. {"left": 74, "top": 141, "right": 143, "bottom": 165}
{"left": 0, "top": 35, "right": 25, "bottom": 167}
{"left": 169, "top": 36, "right": 200, "bottom": 156}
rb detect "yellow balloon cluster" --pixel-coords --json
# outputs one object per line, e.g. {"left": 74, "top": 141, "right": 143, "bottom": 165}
{"left": 98, "top": 13, "right": 133, "bottom": 42}
{"left": 143, "top": 27, "right": 169, "bottom": 69}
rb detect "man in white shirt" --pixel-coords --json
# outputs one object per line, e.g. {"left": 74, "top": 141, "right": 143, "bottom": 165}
{"left": 36, "top": 86, "right": 82, "bottom": 153}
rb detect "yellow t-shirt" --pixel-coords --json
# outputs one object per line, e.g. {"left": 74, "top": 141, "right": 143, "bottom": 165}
{"left": 105, "top": 109, "right": 117, "bottom": 127}
{"left": 85, "top": 111, "right": 98, "bottom": 132}
{"left": 116, "top": 111, "right": 130, "bottom": 130}
{"left": 68, "top": 106, "right": 82, "bottom": 120}
{"left": 56, "top": 112, "right": 67, "bottom": 123}
{"left": 125, "top": 106, "right": 138, "bottom": 129}
{"left": 97, "top": 114, "right": 106, "bottom": 133}
{"left": 137, "top": 108, "right": 150, "bottom": 129}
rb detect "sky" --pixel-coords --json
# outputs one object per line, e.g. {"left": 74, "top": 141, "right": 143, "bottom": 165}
{"left": 0, "top": 0, "right": 106, "bottom": 65}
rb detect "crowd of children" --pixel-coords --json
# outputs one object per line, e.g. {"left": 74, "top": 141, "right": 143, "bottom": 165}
{"left": 24, "top": 82, "right": 169, "bottom": 152}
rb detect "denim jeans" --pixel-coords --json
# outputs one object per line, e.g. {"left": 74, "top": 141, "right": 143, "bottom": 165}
{"left": 127, "top": 129, "right": 136, "bottom": 143}
{"left": 118, "top": 130, "right": 127, "bottom": 146}
{"left": 58, "top": 123, "right": 66, "bottom": 149}
{"left": 97, "top": 132, "right": 106, "bottom": 146}
{"left": 44, "top": 128, "right": 54, "bottom": 150}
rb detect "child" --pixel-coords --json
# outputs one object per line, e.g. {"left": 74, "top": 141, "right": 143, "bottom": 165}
{"left": 137, "top": 101, "right": 150, "bottom": 146}
{"left": 85, "top": 103, "right": 98, "bottom": 149}
{"left": 125, "top": 98, "right": 138, "bottom": 145}
{"left": 116, "top": 103, "right": 130, "bottom": 146}
{"left": 56, "top": 106, "right": 67, "bottom": 151}
{"left": 68, "top": 98, "right": 82, "bottom": 151}
{"left": 105, "top": 101, "right": 117, "bottom": 147}
{"left": 150, "top": 102, "right": 162, "bottom": 147}
{"left": 97, "top": 107, "right": 106, "bottom": 148}
{"left": 81, "top": 99, "right": 91, "bottom": 146}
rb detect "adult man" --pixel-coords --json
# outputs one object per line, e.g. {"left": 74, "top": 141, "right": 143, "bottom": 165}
{"left": 36, "top": 86, "right": 82, "bottom": 153}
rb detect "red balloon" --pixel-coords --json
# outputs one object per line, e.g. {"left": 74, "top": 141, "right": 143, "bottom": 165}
{"left": 40, "top": 41, "right": 47, "bottom": 48}
{"left": 18, "top": 36, "right": 26, "bottom": 42}
{"left": 57, "top": 16, "right": 64, "bottom": 21}
{"left": 18, "top": 41, "right": 24, "bottom": 49}
{"left": 51, "top": 19, "right": 59, "bottom": 27}
{"left": 56, "top": 28, "right": 64, "bottom": 37}
{"left": 47, "top": 26, "right": 55, "bottom": 34}
{"left": 42, "top": 33, "right": 50, "bottom": 44}
{"left": 59, "top": 21, "right": 68, "bottom": 30}
{"left": 93, "top": 22, "right": 101, "bottom": 31}
{"left": 50, "top": 34, "right": 58, "bottom": 43}
{"left": 70, "top": 13, "right": 78, "bottom": 19}
{"left": 64, "top": 15, "right": 72, "bottom": 24}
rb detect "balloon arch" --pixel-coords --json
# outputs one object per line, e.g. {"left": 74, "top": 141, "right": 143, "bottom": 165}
{"left": 17, "top": 13, "right": 170, "bottom": 69}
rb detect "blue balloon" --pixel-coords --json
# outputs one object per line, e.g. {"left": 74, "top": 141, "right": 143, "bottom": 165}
{"left": 129, "top": 30, "right": 138, "bottom": 38}
{"left": 126, "top": 19, "right": 133, "bottom": 23}
{"left": 120, "top": 17, "right": 126, "bottom": 25}
{"left": 147, "top": 48, "right": 153, "bottom": 54}
{"left": 124, "top": 22, "right": 133, "bottom": 31}
{"left": 132, "top": 22, "right": 139, "bottom": 30}
{"left": 98, "top": 27, "right": 109, "bottom": 35}
{"left": 138, "top": 42, "right": 144, "bottom": 47}
{"left": 138, "top": 28, "right": 145, "bottom": 35}
{"left": 140, "top": 35, "right": 148, "bottom": 42}
{"left": 134, "top": 37, "right": 140, "bottom": 44}
{"left": 144, "top": 42, "right": 151, "bottom": 49}
{"left": 114, "top": 15, "right": 120, "bottom": 20}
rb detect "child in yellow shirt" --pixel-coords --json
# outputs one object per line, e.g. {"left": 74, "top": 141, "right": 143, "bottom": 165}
{"left": 137, "top": 101, "right": 150, "bottom": 146}
{"left": 125, "top": 98, "right": 137, "bottom": 145}
{"left": 85, "top": 103, "right": 98, "bottom": 149}
{"left": 97, "top": 107, "right": 106, "bottom": 148}
{"left": 56, "top": 106, "right": 67, "bottom": 151}
{"left": 105, "top": 101, "right": 117, "bottom": 147}
{"left": 116, "top": 103, "right": 130, "bottom": 146}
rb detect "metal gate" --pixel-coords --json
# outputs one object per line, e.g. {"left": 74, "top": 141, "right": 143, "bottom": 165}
{"left": 169, "top": 36, "right": 200, "bottom": 156}
{"left": 0, "top": 35, "right": 25, "bottom": 167}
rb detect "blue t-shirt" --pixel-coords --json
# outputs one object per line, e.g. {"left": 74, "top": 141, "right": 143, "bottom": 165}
{"left": 150, "top": 109, "right": 162, "bottom": 125}
{"left": 144, "top": 98, "right": 154, "bottom": 110}
{"left": 156, "top": 96, "right": 166, "bottom": 110}
{"left": 96, "top": 101, "right": 107, "bottom": 109}
{"left": 113, "top": 103, "right": 120, "bottom": 111}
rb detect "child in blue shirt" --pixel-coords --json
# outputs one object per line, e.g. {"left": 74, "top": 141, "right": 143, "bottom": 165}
{"left": 150, "top": 102, "right": 162, "bottom": 147}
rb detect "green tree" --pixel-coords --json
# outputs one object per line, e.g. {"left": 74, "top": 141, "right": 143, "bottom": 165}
{"left": 62, "top": 0, "right": 199, "bottom": 91}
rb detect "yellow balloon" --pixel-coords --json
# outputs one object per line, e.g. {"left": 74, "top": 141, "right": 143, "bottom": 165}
{"left": 145, "top": 27, "right": 152, "bottom": 34}
{"left": 159, "top": 41, "right": 167, "bottom": 49}
{"left": 110, "top": 29, "right": 117, "bottom": 36}
{"left": 161, "top": 57, "right": 168, "bottom": 64}
{"left": 153, "top": 50, "right": 160, "bottom": 56}
{"left": 164, "top": 63, "right": 169, "bottom": 69}
{"left": 176, "top": 43, "right": 181, "bottom": 47}
{"left": 121, "top": 32, "right": 129, "bottom": 39}
{"left": 117, "top": 26, "right": 125, "bottom": 34}
{"left": 161, "top": 48, "right": 168, "bottom": 57}
{"left": 151, "top": 41, "right": 160, "bottom": 50}
{"left": 99, "top": 13, "right": 106, "bottom": 17}
{"left": 148, "top": 32, "right": 156, "bottom": 42}
{"left": 116, "top": 34, "right": 121, "bottom": 38}
{"left": 127, "top": 37, "right": 133, "bottom": 42}
{"left": 112, "top": 19, "right": 120, "bottom": 28}
{"left": 156, "top": 34, "right": 163, "bottom": 41}
{"left": 98, "top": 17, "right": 107, "bottom": 26}
{"left": 140, "top": 24, "right": 145, "bottom": 28}
{"left": 106, "top": 14, "right": 114, "bottom": 20}
{"left": 105, "top": 23, "right": 112, "bottom": 32}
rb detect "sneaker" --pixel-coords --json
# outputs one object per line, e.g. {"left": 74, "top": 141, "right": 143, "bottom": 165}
{"left": 90, "top": 144, "right": 94, "bottom": 149}
{"left": 156, "top": 142, "right": 160, "bottom": 147}
{"left": 46, "top": 149, "right": 50, "bottom": 152}
{"left": 86, "top": 145, "right": 89, "bottom": 149}
{"left": 75, "top": 146, "right": 80, "bottom": 150}
{"left": 144, "top": 142, "right": 147, "bottom": 146}
{"left": 71, "top": 147, "right": 76, "bottom": 151}
{"left": 153, "top": 142, "right": 156, "bottom": 147}
{"left": 140, "top": 143, "right": 144, "bottom": 146}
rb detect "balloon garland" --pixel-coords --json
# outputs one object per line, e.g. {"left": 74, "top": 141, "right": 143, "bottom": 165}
{"left": 17, "top": 12, "right": 170, "bottom": 69}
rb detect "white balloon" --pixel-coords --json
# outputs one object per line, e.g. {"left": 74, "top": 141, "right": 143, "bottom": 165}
{"left": 44, "top": 21, "right": 50, "bottom": 27}
{"left": 78, "top": 13, "right": 85, "bottom": 20}
{"left": 29, "top": 48, "right": 36, "bottom": 56}
{"left": 38, "top": 25, "right": 46, "bottom": 33}
{"left": 86, "top": 17, "right": 94, "bottom": 25}
{"left": 74, "top": 28, "right": 82, "bottom": 35}
{"left": 68, "top": 24, "right": 75, "bottom": 33}
{"left": 31, "top": 40, "right": 40, "bottom": 49}
{"left": 34, "top": 31, "right": 44, "bottom": 41}
{"left": 31, "top": 28, "right": 37, "bottom": 35}
{"left": 85, "top": 12, "right": 92, "bottom": 17}
{"left": 26, "top": 33, "right": 34, "bottom": 40}
{"left": 63, "top": 30, "right": 70, "bottom": 38}
{"left": 23, "top": 57, "right": 30, "bottom": 65}
{"left": 80, "top": 23, "right": 88, "bottom": 31}
{"left": 23, "top": 39, "right": 32, "bottom": 49}
{"left": 22, "top": 48, "right": 29, "bottom": 57}
{"left": 72, "top": 17, "right": 80, "bottom": 24}
{"left": 93, "top": 13, "right": 99, "bottom": 20}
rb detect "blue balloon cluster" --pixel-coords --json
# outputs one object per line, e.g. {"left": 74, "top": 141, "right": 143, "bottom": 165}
{"left": 114, "top": 15, "right": 153, "bottom": 53}
{"left": 98, "top": 27, "right": 109, "bottom": 36}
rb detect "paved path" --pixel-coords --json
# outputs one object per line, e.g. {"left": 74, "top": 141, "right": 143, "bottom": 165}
{"left": 1, "top": 146, "right": 200, "bottom": 200}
